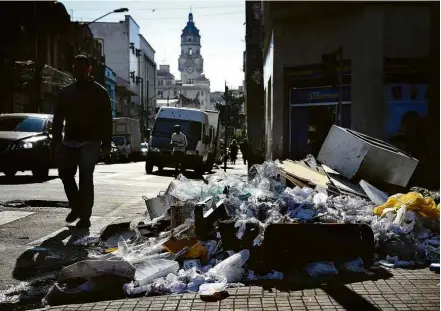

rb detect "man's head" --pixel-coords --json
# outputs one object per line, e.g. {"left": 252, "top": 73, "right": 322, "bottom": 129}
{"left": 73, "top": 55, "right": 91, "bottom": 82}
{"left": 174, "top": 125, "right": 181, "bottom": 133}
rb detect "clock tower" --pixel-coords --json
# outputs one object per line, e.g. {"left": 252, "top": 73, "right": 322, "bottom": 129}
{"left": 178, "top": 13, "right": 204, "bottom": 83}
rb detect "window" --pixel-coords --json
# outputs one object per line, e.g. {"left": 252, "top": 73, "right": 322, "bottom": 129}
{"left": 391, "top": 86, "right": 402, "bottom": 100}
{"left": 189, "top": 48, "right": 193, "bottom": 55}
{"left": 201, "top": 91, "right": 204, "bottom": 96}
{"left": 196, "top": 91, "right": 200, "bottom": 97}
{"left": 174, "top": 90, "right": 178, "bottom": 97}
{"left": 0, "top": 116, "right": 45, "bottom": 132}
{"left": 188, "top": 37, "right": 192, "bottom": 42}
{"left": 158, "top": 90, "right": 163, "bottom": 98}
{"left": 158, "top": 80, "right": 162, "bottom": 86}
{"left": 409, "top": 85, "right": 418, "bottom": 100}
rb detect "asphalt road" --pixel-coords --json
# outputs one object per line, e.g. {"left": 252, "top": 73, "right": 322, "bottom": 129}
{"left": 0, "top": 162, "right": 178, "bottom": 292}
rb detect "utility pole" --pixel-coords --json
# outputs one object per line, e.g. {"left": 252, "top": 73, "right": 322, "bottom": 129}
{"left": 146, "top": 80, "right": 149, "bottom": 131}
{"left": 322, "top": 47, "right": 343, "bottom": 125}
{"left": 136, "top": 76, "right": 144, "bottom": 141}
{"left": 224, "top": 82, "right": 229, "bottom": 172}
{"left": 337, "top": 46, "right": 343, "bottom": 126}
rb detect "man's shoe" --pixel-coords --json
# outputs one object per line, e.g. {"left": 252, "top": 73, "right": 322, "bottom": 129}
{"left": 65, "top": 211, "right": 79, "bottom": 223}
{"left": 75, "top": 219, "right": 91, "bottom": 229}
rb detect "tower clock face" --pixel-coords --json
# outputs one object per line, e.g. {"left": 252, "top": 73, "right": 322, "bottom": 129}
{"left": 186, "top": 67, "right": 194, "bottom": 73}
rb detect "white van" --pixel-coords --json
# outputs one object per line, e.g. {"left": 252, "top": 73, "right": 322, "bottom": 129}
{"left": 146, "top": 107, "right": 219, "bottom": 175}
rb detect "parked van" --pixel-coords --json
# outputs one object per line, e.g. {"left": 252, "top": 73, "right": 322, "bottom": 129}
{"left": 146, "top": 107, "right": 220, "bottom": 175}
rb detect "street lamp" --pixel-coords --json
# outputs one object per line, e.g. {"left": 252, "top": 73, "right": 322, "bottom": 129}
{"left": 85, "top": 8, "right": 129, "bottom": 25}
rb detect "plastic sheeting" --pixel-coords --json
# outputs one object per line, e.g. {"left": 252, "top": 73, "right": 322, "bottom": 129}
{"left": 142, "top": 160, "right": 439, "bottom": 265}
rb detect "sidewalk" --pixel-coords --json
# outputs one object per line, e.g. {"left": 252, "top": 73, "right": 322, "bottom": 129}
{"left": 39, "top": 267, "right": 439, "bottom": 311}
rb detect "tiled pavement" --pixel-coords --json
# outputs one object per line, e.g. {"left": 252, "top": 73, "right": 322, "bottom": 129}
{"left": 39, "top": 267, "right": 439, "bottom": 311}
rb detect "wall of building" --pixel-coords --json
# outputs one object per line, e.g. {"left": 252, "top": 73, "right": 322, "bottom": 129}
{"left": 139, "top": 34, "right": 157, "bottom": 127}
{"left": 264, "top": 3, "right": 432, "bottom": 159}
{"left": 127, "top": 16, "right": 141, "bottom": 102}
{"left": 105, "top": 66, "right": 117, "bottom": 117}
{"left": 89, "top": 22, "right": 129, "bottom": 85}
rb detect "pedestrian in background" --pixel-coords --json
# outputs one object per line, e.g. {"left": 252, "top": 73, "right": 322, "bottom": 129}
{"left": 230, "top": 139, "right": 239, "bottom": 165}
{"left": 53, "top": 55, "right": 113, "bottom": 230}
{"left": 240, "top": 139, "right": 249, "bottom": 165}
{"left": 171, "top": 124, "right": 187, "bottom": 178}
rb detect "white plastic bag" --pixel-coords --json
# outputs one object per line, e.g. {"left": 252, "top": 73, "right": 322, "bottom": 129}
{"left": 208, "top": 249, "right": 250, "bottom": 283}
{"left": 134, "top": 259, "right": 179, "bottom": 286}
{"left": 199, "top": 282, "right": 227, "bottom": 297}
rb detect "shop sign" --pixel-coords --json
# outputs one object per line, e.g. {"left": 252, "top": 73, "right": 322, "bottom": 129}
{"left": 291, "top": 85, "right": 351, "bottom": 104}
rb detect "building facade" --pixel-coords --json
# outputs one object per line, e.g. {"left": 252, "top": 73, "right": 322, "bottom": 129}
{"left": 157, "top": 13, "right": 211, "bottom": 110}
{"left": 105, "top": 66, "right": 117, "bottom": 117}
{"left": 89, "top": 15, "right": 156, "bottom": 121}
{"left": 256, "top": 2, "right": 435, "bottom": 162}
{"left": 0, "top": 1, "right": 104, "bottom": 114}
{"left": 139, "top": 34, "right": 157, "bottom": 128}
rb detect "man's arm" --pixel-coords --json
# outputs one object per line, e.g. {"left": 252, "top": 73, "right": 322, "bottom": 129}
{"left": 182, "top": 134, "right": 188, "bottom": 149}
{"left": 100, "top": 88, "right": 113, "bottom": 149}
{"left": 53, "top": 89, "right": 66, "bottom": 145}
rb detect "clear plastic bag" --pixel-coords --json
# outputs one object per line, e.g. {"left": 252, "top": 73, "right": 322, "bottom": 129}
{"left": 341, "top": 257, "right": 365, "bottom": 273}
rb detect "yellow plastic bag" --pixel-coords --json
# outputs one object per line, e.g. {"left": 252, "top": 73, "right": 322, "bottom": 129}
{"left": 185, "top": 242, "right": 208, "bottom": 260}
{"left": 373, "top": 192, "right": 440, "bottom": 220}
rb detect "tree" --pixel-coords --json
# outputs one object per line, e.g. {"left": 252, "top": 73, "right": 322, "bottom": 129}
{"left": 215, "top": 90, "right": 245, "bottom": 128}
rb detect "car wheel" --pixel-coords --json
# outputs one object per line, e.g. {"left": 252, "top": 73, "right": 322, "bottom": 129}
{"left": 32, "top": 166, "right": 49, "bottom": 180}
{"left": 146, "top": 163, "right": 153, "bottom": 174}
{"left": 3, "top": 170, "right": 17, "bottom": 178}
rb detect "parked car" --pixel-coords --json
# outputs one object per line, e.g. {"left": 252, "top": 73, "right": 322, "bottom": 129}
{"left": 0, "top": 113, "right": 55, "bottom": 179}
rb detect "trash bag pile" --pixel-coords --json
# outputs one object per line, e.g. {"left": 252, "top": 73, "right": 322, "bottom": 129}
{"left": 42, "top": 160, "right": 440, "bottom": 305}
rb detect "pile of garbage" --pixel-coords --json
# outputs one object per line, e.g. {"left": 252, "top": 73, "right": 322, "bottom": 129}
{"left": 41, "top": 158, "right": 439, "bottom": 305}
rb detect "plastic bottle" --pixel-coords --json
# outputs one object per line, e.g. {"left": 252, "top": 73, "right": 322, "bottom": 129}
{"left": 274, "top": 174, "right": 284, "bottom": 194}
{"left": 123, "top": 282, "right": 150, "bottom": 296}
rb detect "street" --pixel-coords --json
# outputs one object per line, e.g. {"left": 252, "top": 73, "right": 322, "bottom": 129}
{"left": 0, "top": 162, "right": 175, "bottom": 291}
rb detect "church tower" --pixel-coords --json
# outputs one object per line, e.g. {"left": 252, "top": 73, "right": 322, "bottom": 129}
{"left": 178, "top": 13, "right": 204, "bottom": 83}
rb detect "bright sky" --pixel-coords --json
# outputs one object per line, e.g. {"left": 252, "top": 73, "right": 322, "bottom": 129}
{"left": 60, "top": 0, "right": 245, "bottom": 92}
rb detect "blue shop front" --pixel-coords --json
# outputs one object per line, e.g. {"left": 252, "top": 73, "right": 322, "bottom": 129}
{"left": 287, "top": 59, "right": 428, "bottom": 161}
{"left": 289, "top": 86, "right": 351, "bottom": 160}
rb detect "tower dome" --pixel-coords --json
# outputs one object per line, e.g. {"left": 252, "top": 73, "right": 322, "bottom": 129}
{"left": 181, "top": 12, "right": 200, "bottom": 37}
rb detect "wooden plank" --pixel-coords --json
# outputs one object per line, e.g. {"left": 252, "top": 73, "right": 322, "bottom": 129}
{"left": 278, "top": 160, "right": 329, "bottom": 188}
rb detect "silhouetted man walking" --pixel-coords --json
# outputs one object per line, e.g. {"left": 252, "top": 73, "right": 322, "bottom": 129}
{"left": 53, "top": 55, "right": 112, "bottom": 229}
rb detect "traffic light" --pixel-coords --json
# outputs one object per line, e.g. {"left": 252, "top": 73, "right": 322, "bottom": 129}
{"left": 218, "top": 104, "right": 230, "bottom": 125}
{"left": 322, "top": 51, "right": 338, "bottom": 88}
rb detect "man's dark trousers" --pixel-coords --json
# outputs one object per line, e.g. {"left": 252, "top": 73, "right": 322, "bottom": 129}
{"left": 58, "top": 142, "right": 101, "bottom": 221}
{"left": 174, "top": 150, "right": 185, "bottom": 177}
